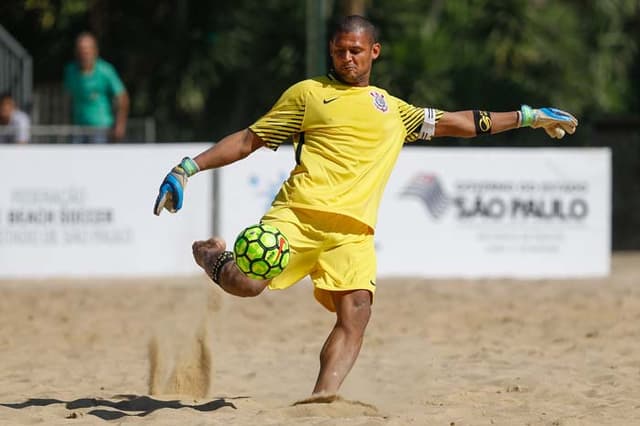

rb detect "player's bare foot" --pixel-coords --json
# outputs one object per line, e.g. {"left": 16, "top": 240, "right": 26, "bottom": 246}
{"left": 192, "top": 238, "right": 227, "bottom": 272}
{"left": 193, "top": 237, "right": 267, "bottom": 297}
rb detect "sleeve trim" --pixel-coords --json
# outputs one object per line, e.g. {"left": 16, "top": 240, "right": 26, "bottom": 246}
{"left": 419, "top": 108, "right": 438, "bottom": 140}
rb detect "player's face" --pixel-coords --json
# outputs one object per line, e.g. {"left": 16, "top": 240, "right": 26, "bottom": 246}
{"left": 330, "top": 31, "right": 380, "bottom": 87}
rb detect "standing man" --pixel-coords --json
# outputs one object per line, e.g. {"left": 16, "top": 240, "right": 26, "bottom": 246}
{"left": 0, "top": 92, "right": 30, "bottom": 144}
{"left": 64, "top": 32, "right": 129, "bottom": 143}
{"left": 154, "top": 16, "right": 577, "bottom": 398}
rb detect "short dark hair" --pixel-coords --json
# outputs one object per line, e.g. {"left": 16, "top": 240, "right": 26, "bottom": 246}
{"left": 330, "top": 15, "right": 379, "bottom": 43}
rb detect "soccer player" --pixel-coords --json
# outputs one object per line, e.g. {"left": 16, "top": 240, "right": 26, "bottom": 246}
{"left": 154, "top": 15, "right": 578, "bottom": 397}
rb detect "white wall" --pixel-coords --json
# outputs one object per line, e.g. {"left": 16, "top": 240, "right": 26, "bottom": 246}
{"left": 376, "top": 147, "right": 611, "bottom": 278}
{"left": 0, "top": 144, "right": 611, "bottom": 279}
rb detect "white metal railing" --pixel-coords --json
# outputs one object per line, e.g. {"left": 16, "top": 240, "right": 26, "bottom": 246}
{"left": 0, "top": 25, "right": 32, "bottom": 111}
{"left": 0, "top": 118, "right": 157, "bottom": 144}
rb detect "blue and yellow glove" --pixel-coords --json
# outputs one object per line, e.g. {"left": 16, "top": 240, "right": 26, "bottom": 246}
{"left": 520, "top": 105, "right": 578, "bottom": 139}
{"left": 153, "top": 157, "right": 200, "bottom": 215}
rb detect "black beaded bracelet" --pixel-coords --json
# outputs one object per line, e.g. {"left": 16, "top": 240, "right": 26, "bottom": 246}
{"left": 210, "top": 251, "right": 235, "bottom": 284}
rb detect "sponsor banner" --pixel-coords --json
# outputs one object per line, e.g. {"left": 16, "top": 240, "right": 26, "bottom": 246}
{"left": 0, "top": 144, "right": 212, "bottom": 278}
{"left": 218, "top": 146, "right": 611, "bottom": 279}
{"left": 377, "top": 147, "right": 611, "bottom": 278}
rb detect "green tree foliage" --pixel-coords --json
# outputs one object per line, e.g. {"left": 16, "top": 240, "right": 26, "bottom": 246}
{"left": 2, "top": 0, "right": 306, "bottom": 141}
{"left": 1, "top": 0, "right": 638, "bottom": 141}
{"left": 370, "top": 0, "right": 639, "bottom": 116}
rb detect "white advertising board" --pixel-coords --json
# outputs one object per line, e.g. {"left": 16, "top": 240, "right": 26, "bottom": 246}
{"left": 0, "top": 144, "right": 212, "bottom": 278}
{"left": 218, "top": 146, "right": 611, "bottom": 279}
{"left": 217, "top": 146, "right": 295, "bottom": 242}
{"left": 377, "top": 147, "right": 611, "bottom": 278}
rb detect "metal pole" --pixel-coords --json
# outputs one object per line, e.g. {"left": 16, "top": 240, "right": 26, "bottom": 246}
{"left": 306, "top": 0, "right": 327, "bottom": 78}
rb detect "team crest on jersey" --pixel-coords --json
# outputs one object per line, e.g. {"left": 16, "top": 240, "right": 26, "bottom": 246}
{"left": 370, "top": 91, "right": 388, "bottom": 112}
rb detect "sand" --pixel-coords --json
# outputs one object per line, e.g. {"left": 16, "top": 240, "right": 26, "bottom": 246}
{"left": 1, "top": 252, "right": 639, "bottom": 425}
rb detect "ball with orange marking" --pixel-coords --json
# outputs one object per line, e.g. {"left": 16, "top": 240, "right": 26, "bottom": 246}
{"left": 233, "top": 223, "right": 290, "bottom": 280}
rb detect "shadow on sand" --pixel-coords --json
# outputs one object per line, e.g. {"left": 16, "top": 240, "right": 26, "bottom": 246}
{"left": 0, "top": 394, "right": 240, "bottom": 420}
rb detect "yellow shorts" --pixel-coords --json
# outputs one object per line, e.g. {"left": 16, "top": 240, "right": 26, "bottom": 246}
{"left": 261, "top": 207, "right": 376, "bottom": 312}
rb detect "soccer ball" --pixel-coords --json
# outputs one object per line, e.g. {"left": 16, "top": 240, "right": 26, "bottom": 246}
{"left": 233, "top": 223, "right": 290, "bottom": 280}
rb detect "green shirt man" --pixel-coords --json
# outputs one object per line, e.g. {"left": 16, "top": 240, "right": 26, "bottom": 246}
{"left": 64, "top": 58, "right": 125, "bottom": 127}
{"left": 64, "top": 32, "right": 129, "bottom": 143}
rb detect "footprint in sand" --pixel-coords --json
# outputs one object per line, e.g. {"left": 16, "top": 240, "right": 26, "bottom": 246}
{"left": 287, "top": 395, "right": 382, "bottom": 418}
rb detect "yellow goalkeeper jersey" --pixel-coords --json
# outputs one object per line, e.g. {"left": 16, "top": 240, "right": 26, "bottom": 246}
{"left": 250, "top": 73, "right": 443, "bottom": 230}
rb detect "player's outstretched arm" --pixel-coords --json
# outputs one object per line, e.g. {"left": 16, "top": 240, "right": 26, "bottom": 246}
{"left": 153, "top": 128, "right": 265, "bottom": 216}
{"left": 153, "top": 156, "right": 199, "bottom": 215}
{"left": 192, "top": 128, "right": 265, "bottom": 171}
{"left": 519, "top": 105, "right": 578, "bottom": 139}
{"left": 434, "top": 106, "right": 578, "bottom": 139}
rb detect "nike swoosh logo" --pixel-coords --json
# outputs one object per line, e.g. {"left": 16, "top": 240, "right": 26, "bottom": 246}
{"left": 323, "top": 97, "right": 339, "bottom": 104}
{"left": 369, "top": 280, "right": 376, "bottom": 287}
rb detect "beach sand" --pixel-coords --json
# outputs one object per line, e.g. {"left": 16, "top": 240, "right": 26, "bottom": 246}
{"left": 1, "top": 253, "right": 639, "bottom": 425}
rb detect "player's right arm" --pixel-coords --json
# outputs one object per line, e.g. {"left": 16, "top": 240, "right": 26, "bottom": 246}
{"left": 153, "top": 129, "right": 265, "bottom": 216}
{"left": 153, "top": 81, "right": 306, "bottom": 216}
{"left": 194, "top": 79, "right": 306, "bottom": 173}
{"left": 193, "top": 128, "right": 265, "bottom": 170}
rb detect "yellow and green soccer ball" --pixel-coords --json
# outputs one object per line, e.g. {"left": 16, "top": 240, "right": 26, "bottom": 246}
{"left": 233, "top": 223, "right": 290, "bottom": 280}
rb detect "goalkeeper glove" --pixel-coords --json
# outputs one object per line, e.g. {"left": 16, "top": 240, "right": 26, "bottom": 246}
{"left": 519, "top": 105, "right": 578, "bottom": 139}
{"left": 153, "top": 157, "right": 200, "bottom": 215}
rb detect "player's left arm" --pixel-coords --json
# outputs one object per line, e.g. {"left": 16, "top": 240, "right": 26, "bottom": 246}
{"left": 434, "top": 106, "right": 578, "bottom": 139}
